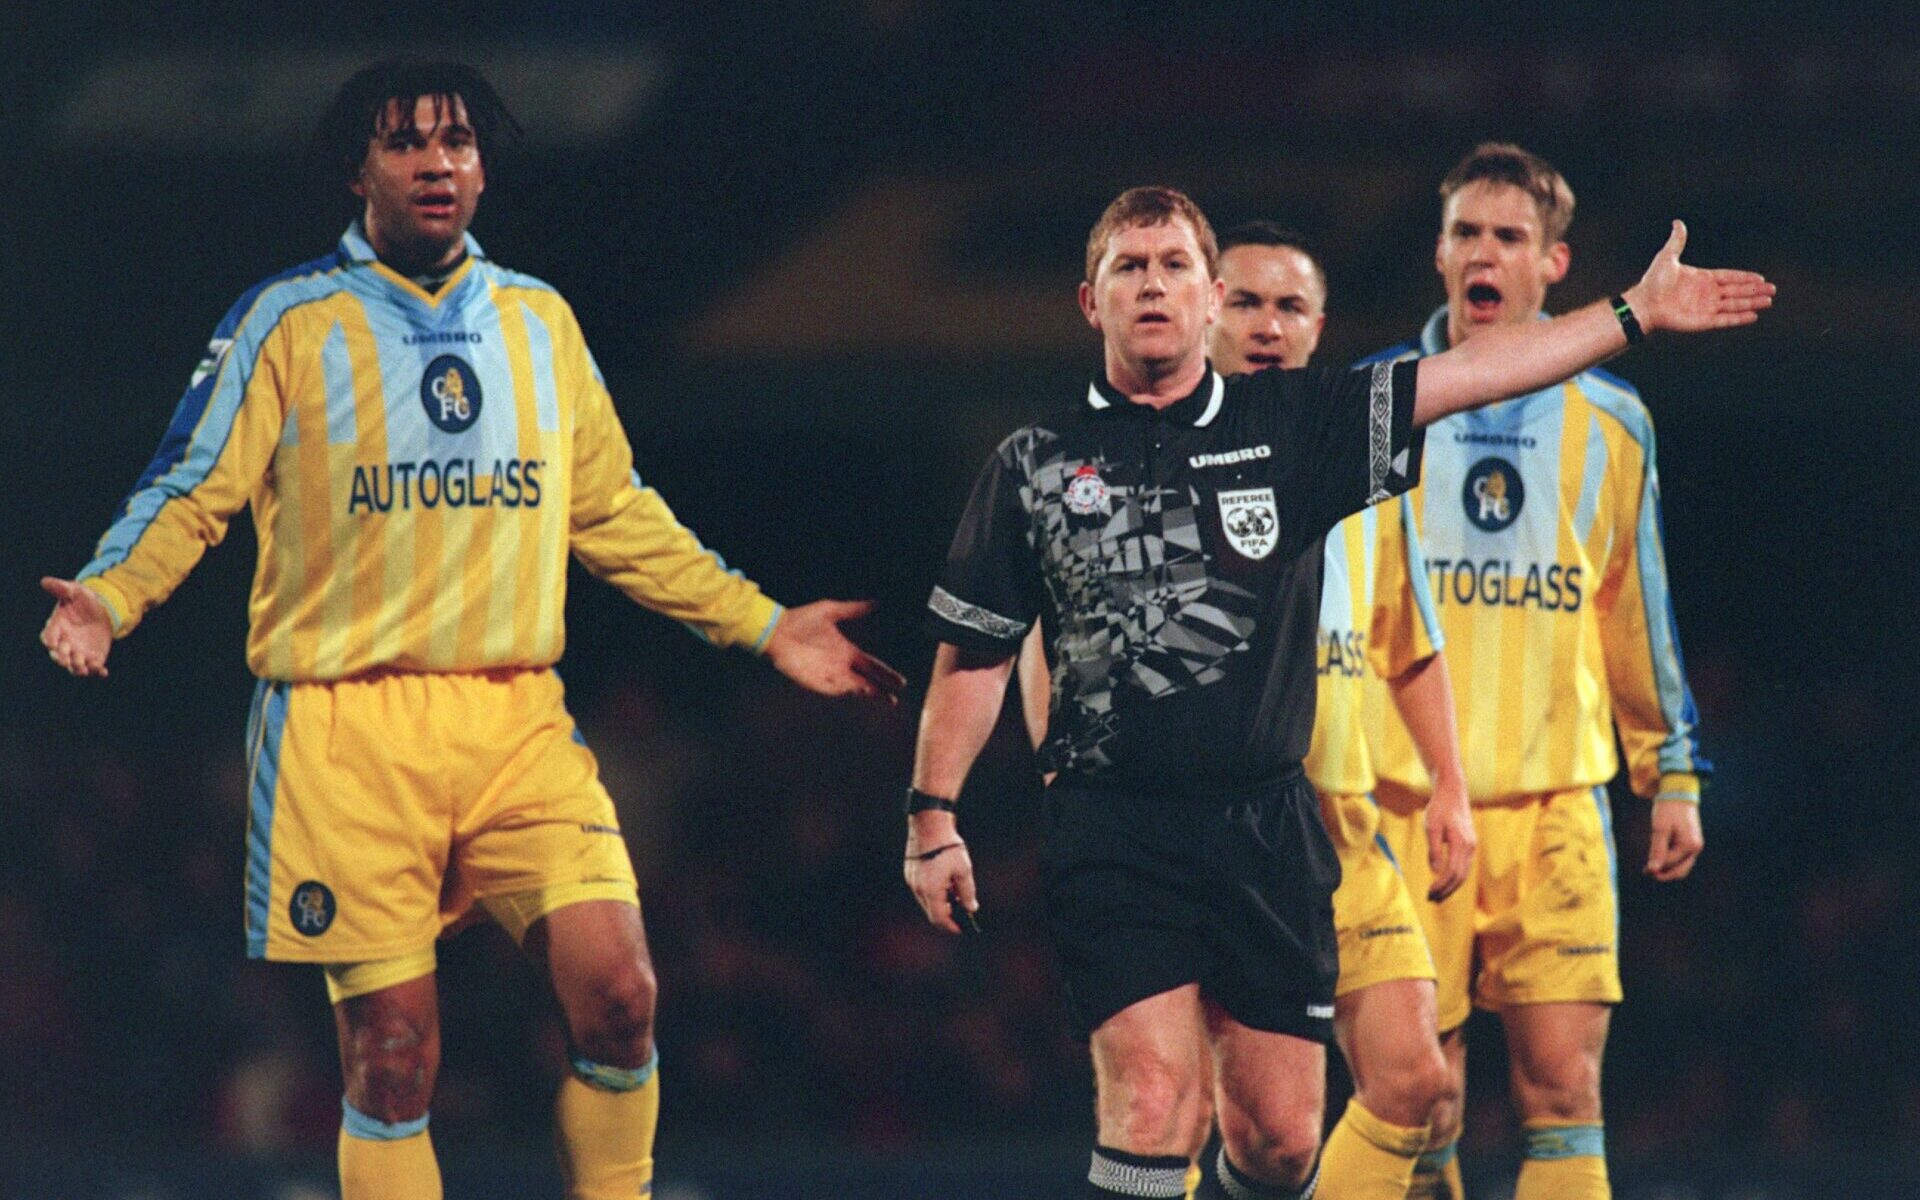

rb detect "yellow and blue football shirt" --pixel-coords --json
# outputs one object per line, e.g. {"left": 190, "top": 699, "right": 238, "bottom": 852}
{"left": 1362, "top": 309, "right": 1708, "bottom": 803}
{"left": 78, "top": 224, "right": 779, "bottom": 681}
{"left": 1303, "top": 495, "right": 1444, "bottom": 796}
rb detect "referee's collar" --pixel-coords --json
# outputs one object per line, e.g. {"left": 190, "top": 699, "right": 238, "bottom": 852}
{"left": 1086, "top": 366, "right": 1225, "bottom": 428}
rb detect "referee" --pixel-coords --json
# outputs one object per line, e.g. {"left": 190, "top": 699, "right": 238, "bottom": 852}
{"left": 903, "top": 186, "right": 1770, "bottom": 1200}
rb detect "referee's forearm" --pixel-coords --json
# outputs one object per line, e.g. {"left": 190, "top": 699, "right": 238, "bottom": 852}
{"left": 912, "top": 642, "right": 1014, "bottom": 799}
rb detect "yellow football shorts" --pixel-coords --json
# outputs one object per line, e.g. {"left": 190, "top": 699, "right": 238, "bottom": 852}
{"left": 1319, "top": 791, "right": 1436, "bottom": 998}
{"left": 242, "top": 667, "right": 638, "bottom": 965}
{"left": 1375, "top": 781, "right": 1623, "bottom": 1031}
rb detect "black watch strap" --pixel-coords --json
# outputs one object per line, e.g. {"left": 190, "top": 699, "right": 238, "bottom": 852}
{"left": 1611, "top": 295, "right": 1646, "bottom": 345}
{"left": 905, "top": 786, "right": 958, "bottom": 815}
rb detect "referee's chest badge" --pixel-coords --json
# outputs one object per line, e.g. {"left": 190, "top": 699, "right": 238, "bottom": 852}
{"left": 1064, "top": 464, "right": 1111, "bottom": 515}
{"left": 1218, "top": 487, "right": 1279, "bottom": 559}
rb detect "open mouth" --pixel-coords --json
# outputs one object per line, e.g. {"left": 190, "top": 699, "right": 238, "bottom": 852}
{"left": 413, "top": 191, "right": 457, "bottom": 217}
{"left": 1465, "top": 282, "right": 1503, "bottom": 317}
{"left": 1244, "top": 351, "right": 1285, "bottom": 369}
{"left": 1135, "top": 312, "right": 1171, "bottom": 326}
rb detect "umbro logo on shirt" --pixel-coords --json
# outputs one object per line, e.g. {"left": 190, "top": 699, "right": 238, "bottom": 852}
{"left": 1189, "top": 444, "right": 1272, "bottom": 469}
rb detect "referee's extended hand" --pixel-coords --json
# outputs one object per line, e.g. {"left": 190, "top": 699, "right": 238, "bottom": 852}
{"left": 1620, "top": 220, "right": 1775, "bottom": 335}
{"left": 764, "top": 599, "right": 906, "bottom": 702}
{"left": 40, "top": 577, "right": 113, "bottom": 678}
{"left": 905, "top": 810, "right": 978, "bottom": 935}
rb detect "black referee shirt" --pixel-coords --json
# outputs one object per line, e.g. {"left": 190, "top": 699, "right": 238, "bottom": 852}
{"left": 926, "top": 359, "right": 1424, "bottom": 795}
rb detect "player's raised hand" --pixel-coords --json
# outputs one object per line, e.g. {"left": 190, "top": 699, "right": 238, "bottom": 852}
{"left": 1645, "top": 798, "right": 1704, "bottom": 882}
{"left": 904, "top": 811, "right": 978, "bottom": 935}
{"left": 764, "top": 599, "right": 906, "bottom": 702}
{"left": 1622, "top": 220, "right": 1775, "bottom": 334}
{"left": 40, "top": 577, "right": 114, "bottom": 678}
{"left": 1424, "top": 773, "right": 1476, "bottom": 901}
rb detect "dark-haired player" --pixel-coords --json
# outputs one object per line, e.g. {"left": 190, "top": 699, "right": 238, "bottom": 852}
{"left": 1365, "top": 143, "right": 1714, "bottom": 1200}
{"left": 40, "top": 58, "right": 901, "bottom": 1200}
{"left": 904, "top": 185, "right": 1767, "bottom": 1200}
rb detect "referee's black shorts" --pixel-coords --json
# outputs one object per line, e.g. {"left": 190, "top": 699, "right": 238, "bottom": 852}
{"left": 1040, "top": 769, "right": 1340, "bottom": 1043}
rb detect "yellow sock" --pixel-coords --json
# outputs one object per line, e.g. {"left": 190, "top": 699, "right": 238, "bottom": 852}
{"left": 1317, "top": 1097, "right": 1429, "bottom": 1199}
{"left": 1514, "top": 1121, "right": 1607, "bottom": 1200}
{"left": 337, "top": 1102, "right": 441, "bottom": 1200}
{"left": 555, "top": 1051, "right": 660, "bottom": 1200}
{"left": 1407, "top": 1132, "right": 1463, "bottom": 1199}
{"left": 1184, "top": 1159, "right": 1202, "bottom": 1199}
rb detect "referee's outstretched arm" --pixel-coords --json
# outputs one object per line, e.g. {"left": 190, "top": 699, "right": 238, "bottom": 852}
{"left": 1414, "top": 220, "right": 1772, "bottom": 426}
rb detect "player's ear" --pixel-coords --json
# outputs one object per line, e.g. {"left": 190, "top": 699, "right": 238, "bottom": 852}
{"left": 1078, "top": 279, "right": 1101, "bottom": 331}
{"left": 1544, "top": 240, "right": 1570, "bottom": 284}
{"left": 1207, "top": 276, "right": 1224, "bottom": 324}
{"left": 1434, "top": 232, "right": 1447, "bottom": 279}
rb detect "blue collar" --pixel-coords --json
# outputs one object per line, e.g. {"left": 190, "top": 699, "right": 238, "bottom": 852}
{"left": 337, "top": 221, "right": 485, "bottom": 265}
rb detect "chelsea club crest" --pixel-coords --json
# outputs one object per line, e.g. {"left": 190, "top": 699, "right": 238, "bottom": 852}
{"left": 1064, "top": 464, "right": 1111, "bottom": 515}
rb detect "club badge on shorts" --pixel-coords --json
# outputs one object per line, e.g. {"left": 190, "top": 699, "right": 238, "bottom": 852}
{"left": 1218, "top": 487, "right": 1279, "bottom": 559}
{"left": 289, "top": 880, "right": 337, "bottom": 936}
{"left": 1064, "top": 464, "right": 1111, "bottom": 515}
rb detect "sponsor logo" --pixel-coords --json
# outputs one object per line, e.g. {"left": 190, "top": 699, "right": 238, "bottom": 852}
{"left": 421, "top": 354, "right": 483, "bottom": 433}
{"left": 1218, "top": 487, "right": 1279, "bottom": 559}
{"left": 289, "top": 880, "right": 336, "bottom": 936}
{"left": 579, "top": 823, "right": 622, "bottom": 836}
{"left": 1317, "top": 628, "right": 1367, "bottom": 678}
{"left": 190, "top": 337, "right": 234, "bottom": 391}
{"left": 1453, "top": 430, "right": 1537, "bottom": 449}
{"left": 1064, "top": 464, "right": 1111, "bottom": 515}
{"left": 1189, "top": 444, "right": 1272, "bottom": 469}
{"left": 1463, "top": 456, "right": 1524, "bottom": 531}
{"left": 1425, "top": 559, "right": 1583, "bottom": 612}
{"left": 402, "top": 330, "right": 483, "bottom": 345}
{"left": 1306, "top": 1003, "right": 1335, "bottom": 1020}
{"left": 1557, "top": 944, "right": 1614, "bottom": 957}
{"left": 347, "top": 458, "right": 544, "bottom": 514}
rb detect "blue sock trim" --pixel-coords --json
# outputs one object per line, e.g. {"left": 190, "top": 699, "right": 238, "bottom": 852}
{"left": 1413, "top": 1139, "right": 1458, "bottom": 1172}
{"left": 570, "top": 1048, "right": 659, "bottom": 1092}
{"left": 1523, "top": 1123, "right": 1605, "bottom": 1160}
{"left": 341, "top": 1098, "right": 429, "bottom": 1141}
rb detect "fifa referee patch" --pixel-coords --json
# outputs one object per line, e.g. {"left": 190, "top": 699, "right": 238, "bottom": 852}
{"left": 290, "top": 881, "right": 337, "bottom": 936}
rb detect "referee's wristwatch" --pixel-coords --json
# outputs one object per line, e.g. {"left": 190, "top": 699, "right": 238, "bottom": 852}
{"left": 904, "top": 786, "right": 958, "bottom": 815}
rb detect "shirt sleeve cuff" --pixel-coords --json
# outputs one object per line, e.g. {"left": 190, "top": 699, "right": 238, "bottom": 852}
{"left": 78, "top": 576, "right": 131, "bottom": 636}
{"left": 924, "top": 585, "right": 1030, "bottom": 656}
{"left": 1654, "top": 772, "right": 1702, "bottom": 804}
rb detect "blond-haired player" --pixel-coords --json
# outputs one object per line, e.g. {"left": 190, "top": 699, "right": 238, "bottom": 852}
{"left": 1365, "top": 143, "right": 1717, "bottom": 1200}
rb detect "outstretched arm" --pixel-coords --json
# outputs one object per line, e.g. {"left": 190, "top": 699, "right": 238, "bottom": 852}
{"left": 764, "top": 600, "right": 906, "bottom": 700}
{"left": 903, "top": 643, "right": 1014, "bottom": 934}
{"left": 1386, "top": 652, "right": 1474, "bottom": 900}
{"left": 1415, "top": 221, "right": 1774, "bottom": 426}
{"left": 41, "top": 578, "right": 114, "bottom": 677}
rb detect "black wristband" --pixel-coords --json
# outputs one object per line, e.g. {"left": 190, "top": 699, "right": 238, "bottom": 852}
{"left": 905, "top": 786, "right": 958, "bottom": 815}
{"left": 1611, "top": 295, "right": 1646, "bottom": 345}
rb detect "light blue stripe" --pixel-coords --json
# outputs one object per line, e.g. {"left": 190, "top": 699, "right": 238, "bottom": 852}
{"left": 341, "top": 1098, "right": 430, "bottom": 1141}
{"left": 1593, "top": 786, "right": 1620, "bottom": 949}
{"left": 244, "top": 681, "right": 290, "bottom": 958}
{"left": 1638, "top": 476, "right": 1705, "bottom": 775}
{"left": 1318, "top": 524, "right": 1353, "bottom": 635}
{"left": 1373, "top": 831, "right": 1402, "bottom": 872}
{"left": 1414, "top": 1139, "right": 1457, "bottom": 1171}
{"left": 1399, "top": 495, "right": 1443, "bottom": 652}
{"left": 1570, "top": 410, "right": 1609, "bottom": 545}
{"left": 86, "top": 272, "right": 349, "bottom": 573}
{"left": 571, "top": 1049, "right": 658, "bottom": 1092}
{"left": 321, "top": 322, "right": 358, "bottom": 445}
{"left": 1358, "top": 502, "right": 1378, "bottom": 609}
{"left": 752, "top": 605, "right": 784, "bottom": 652}
{"left": 518, "top": 300, "right": 563, "bottom": 433}
{"left": 1524, "top": 1122, "right": 1604, "bottom": 1160}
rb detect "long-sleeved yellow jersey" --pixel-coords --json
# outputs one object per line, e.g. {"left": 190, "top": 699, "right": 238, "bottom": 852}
{"left": 1361, "top": 311, "right": 1709, "bottom": 804}
{"left": 1303, "top": 495, "right": 1444, "bottom": 796}
{"left": 79, "top": 225, "right": 780, "bottom": 681}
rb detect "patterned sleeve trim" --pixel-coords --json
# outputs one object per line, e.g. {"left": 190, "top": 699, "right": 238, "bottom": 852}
{"left": 1366, "top": 360, "right": 1395, "bottom": 502}
{"left": 928, "top": 585, "right": 1030, "bottom": 641}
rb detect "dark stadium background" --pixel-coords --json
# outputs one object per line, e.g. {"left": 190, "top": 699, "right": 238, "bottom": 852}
{"left": 3, "top": 3, "right": 1914, "bottom": 1197}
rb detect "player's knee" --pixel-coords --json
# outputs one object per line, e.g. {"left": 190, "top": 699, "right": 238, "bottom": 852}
{"left": 342, "top": 1011, "right": 437, "bottom": 1121}
{"left": 1109, "top": 1053, "right": 1203, "bottom": 1151}
{"left": 1368, "top": 1045, "right": 1456, "bottom": 1127}
{"left": 1514, "top": 1050, "right": 1601, "bottom": 1122}
{"left": 569, "top": 957, "right": 657, "bottom": 1065}
{"left": 1217, "top": 1100, "right": 1321, "bottom": 1185}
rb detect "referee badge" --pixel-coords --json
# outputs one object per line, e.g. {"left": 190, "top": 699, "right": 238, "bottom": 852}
{"left": 1064, "top": 464, "right": 1111, "bottom": 515}
{"left": 1218, "top": 487, "right": 1279, "bottom": 559}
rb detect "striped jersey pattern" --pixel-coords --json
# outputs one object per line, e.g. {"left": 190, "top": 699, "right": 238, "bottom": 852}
{"left": 1361, "top": 309, "right": 1708, "bottom": 803}
{"left": 1303, "top": 495, "right": 1444, "bottom": 796}
{"left": 79, "top": 225, "right": 779, "bottom": 681}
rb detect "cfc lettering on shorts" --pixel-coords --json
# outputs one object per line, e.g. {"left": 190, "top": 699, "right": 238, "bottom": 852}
{"left": 347, "top": 459, "right": 545, "bottom": 514}
{"left": 1557, "top": 943, "right": 1614, "bottom": 957}
{"left": 1358, "top": 924, "right": 1417, "bottom": 940}
{"left": 289, "top": 880, "right": 337, "bottom": 936}
{"left": 1425, "top": 559, "right": 1583, "bottom": 612}
{"left": 1317, "top": 628, "right": 1367, "bottom": 678}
